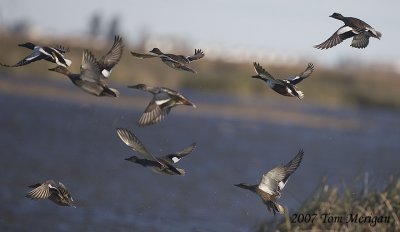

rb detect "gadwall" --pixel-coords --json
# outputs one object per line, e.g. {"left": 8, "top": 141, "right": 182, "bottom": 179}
{"left": 235, "top": 149, "right": 304, "bottom": 215}
{"left": 314, "top": 13, "right": 382, "bottom": 49}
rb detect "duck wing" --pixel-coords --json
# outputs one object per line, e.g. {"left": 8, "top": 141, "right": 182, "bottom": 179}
{"left": 0, "top": 51, "right": 44, "bottom": 67}
{"left": 26, "top": 180, "right": 57, "bottom": 199}
{"left": 131, "top": 51, "right": 159, "bottom": 59}
{"left": 314, "top": 26, "right": 361, "bottom": 50}
{"left": 116, "top": 128, "right": 163, "bottom": 165}
{"left": 258, "top": 149, "right": 304, "bottom": 197}
{"left": 137, "top": 98, "right": 171, "bottom": 127}
{"left": 163, "top": 142, "right": 197, "bottom": 164}
{"left": 54, "top": 45, "right": 70, "bottom": 54}
{"left": 80, "top": 49, "right": 102, "bottom": 84}
{"left": 287, "top": 63, "right": 314, "bottom": 85}
{"left": 187, "top": 49, "right": 205, "bottom": 62}
{"left": 98, "top": 35, "right": 124, "bottom": 77}
{"left": 350, "top": 33, "right": 370, "bottom": 49}
{"left": 253, "top": 62, "right": 276, "bottom": 81}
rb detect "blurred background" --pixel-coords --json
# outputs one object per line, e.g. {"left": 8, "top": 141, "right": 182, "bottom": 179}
{"left": 0, "top": 0, "right": 399, "bottom": 231}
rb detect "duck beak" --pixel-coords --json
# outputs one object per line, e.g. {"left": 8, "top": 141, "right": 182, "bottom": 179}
{"left": 48, "top": 67, "right": 56, "bottom": 71}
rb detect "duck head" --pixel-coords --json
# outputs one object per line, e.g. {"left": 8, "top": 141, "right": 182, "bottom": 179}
{"left": 125, "top": 156, "right": 141, "bottom": 163}
{"left": 235, "top": 183, "right": 252, "bottom": 189}
{"left": 179, "top": 98, "right": 196, "bottom": 108}
{"left": 127, "top": 84, "right": 147, "bottom": 90}
{"left": 48, "top": 66, "right": 71, "bottom": 75}
{"left": 330, "top": 13, "right": 344, "bottom": 20}
{"left": 149, "top": 48, "right": 163, "bottom": 55}
{"left": 18, "top": 42, "right": 36, "bottom": 50}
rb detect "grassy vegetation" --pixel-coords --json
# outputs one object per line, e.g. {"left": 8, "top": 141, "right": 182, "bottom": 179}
{"left": 256, "top": 176, "right": 400, "bottom": 232}
{"left": 1, "top": 34, "right": 400, "bottom": 109}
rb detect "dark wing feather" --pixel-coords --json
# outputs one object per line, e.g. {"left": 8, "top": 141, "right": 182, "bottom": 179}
{"left": 99, "top": 35, "right": 124, "bottom": 70}
{"left": 164, "top": 142, "right": 197, "bottom": 163}
{"left": 187, "top": 49, "right": 205, "bottom": 62}
{"left": 288, "top": 63, "right": 314, "bottom": 85}
{"left": 314, "top": 26, "right": 358, "bottom": 50}
{"left": 131, "top": 51, "right": 159, "bottom": 59}
{"left": 0, "top": 52, "right": 44, "bottom": 67}
{"left": 350, "top": 33, "right": 370, "bottom": 49}
{"left": 116, "top": 128, "right": 163, "bottom": 166}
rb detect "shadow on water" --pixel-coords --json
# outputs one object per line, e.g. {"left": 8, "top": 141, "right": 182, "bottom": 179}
{"left": 0, "top": 74, "right": 399, "bottom": 231}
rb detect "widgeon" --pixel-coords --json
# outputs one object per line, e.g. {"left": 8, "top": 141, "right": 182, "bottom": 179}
{"left": 26, "top": 180, "right": 76, "bottom": 207}
{"left": 131, "top": 48, "right": 204, "bottom": 74}
{"left": 0, "top": 42, "right": 71, "bottom": 67}
{"left": 128, "top": 84, "right": 196, "bottom": 126}
{"left": 314, "top": 13, "right": 382, "bottom": 49}
{"left": 252, "top": 62, "right": 314, "bottom": 99}
{"left": 94, "top": 35, "right": 124, "bottom": 78}
{"left": 116, "top": 128, "right": 196, "bottom": 176}
{"left": 48, "top": 50, "right": 119, "bottom": 97}
{"left": 235, "top": 149, "right": 304, "bottom": 215}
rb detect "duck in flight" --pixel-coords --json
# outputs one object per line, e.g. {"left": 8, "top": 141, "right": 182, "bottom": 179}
{"left": 116, "top": 128, "right": 196, "bottom": 176}
{"left": 0, "top": 42, "right": 71, "bottom": 67}
{"left": 49, "top": 49, "right": 119, "bottom": 97}
{"left": 252, "top": 62, "right": 314, "bottom": 100}
{"left": 314, "top": 13, "right": 382, "bottom": 49}
{"left": 235, "top": 149, "right": 304, "bottom": 215}
{"left": 131, "top": 48, "right": 204, "bottom": 74}
{"left": 26, "top": 180, "right": 76, "bottom": 207}
{"left": 128, "top": 84, "right": 196, "bottom": 126}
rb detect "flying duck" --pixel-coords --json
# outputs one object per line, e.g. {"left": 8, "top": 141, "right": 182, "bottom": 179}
{"left": 131, "top": 48, "right": 205, "bottom": 74}
{"left": 48, "top": 49, "right": 119, "bottom": 97}
{"left": 26, "top": 180, "right": 76, "bottom": 207}
{"left": 128, "top": 84, "right": 196, "bottom": 126}
{"left": 235, "top": 149, "right": 304, "bottom": 215}
{"left": 116, "top": 128, "right": 196, "bottom": 176}
{"left": 314, "top": 13, "right": 382, "bottom": 49}
{"left": 252, "top": 62, "right": 314, "bottom": 100}
{"left": 94, "top": 35, "right": 124, "bottom": 78}
{"left": 0, "top": 42, "right": 71, "bottom": 68}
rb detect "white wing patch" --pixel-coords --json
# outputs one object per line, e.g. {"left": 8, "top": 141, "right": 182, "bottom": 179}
{"left": 258, "top": 184, "right": 274, "bottom": 195}
{"left": 278, "top": 181, "right": 286, "bottom": 190}
{"left": 102, "top": 69, "right": 112, "bottom": 77}
{"left": 172, "top": 157, "right": 181, "bottom": 163}
{"left": 26, "top": 53, "right": 40, "bottom": 61}
{"left": 155, "top": 99, "right": 170, "bottom": 105}
{"left": 337, "top": 26, "right": 355, "bottom": 35}
{"left": 38, "top": 47, "right": 52, "bottom": 57}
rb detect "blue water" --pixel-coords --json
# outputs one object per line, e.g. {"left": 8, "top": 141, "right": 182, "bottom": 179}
{"left": 0, "top": 75, "right": 399, "bottom": 231}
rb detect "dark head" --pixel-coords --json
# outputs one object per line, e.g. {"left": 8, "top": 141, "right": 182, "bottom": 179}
{"left": 125, "top": 156, "right": 140, "bottom": 163}
{"left": 234, "top": 183, "right": 255, "bottom": 191}
{"left": 48, "top": 66, "right": 71, "bottom": 76}
{"left": 149, "top": 48, "right": 163, "bottom": 55}
{"left": 330, "top": 13, "right": 344, "bottom": 20}
{"left": 127, "top": 84, "right": 147, "bottom": 90}
{"left": 183, "top": 99, "right": 196, "bottom": 108}
{"left": 18, "top": 42, "right": 36, "bottom": 50}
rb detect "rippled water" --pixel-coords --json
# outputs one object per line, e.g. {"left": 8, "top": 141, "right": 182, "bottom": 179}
{"left": 0, "top": 75, "right": 399, "bottom": 231}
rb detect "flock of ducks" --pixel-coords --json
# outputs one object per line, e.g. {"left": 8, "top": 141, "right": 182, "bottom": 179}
{"left": 1, "top": 13, "right": 381, "bottom": 215}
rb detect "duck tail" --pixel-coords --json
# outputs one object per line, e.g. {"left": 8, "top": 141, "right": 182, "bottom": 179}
{"left": 374, "top": 30, "right": 382, "bottom": 40}
{"left": 176, "top": 168, "right": 186, "bottom": 176}
{"left": 274, "top": 202, "right": 285, "bottom": 214}
{"left": 64, "top": 58, "right": 72, "bottom": 67}
{"left": 297, "top": 91, "right": 304, "bottom": 100}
